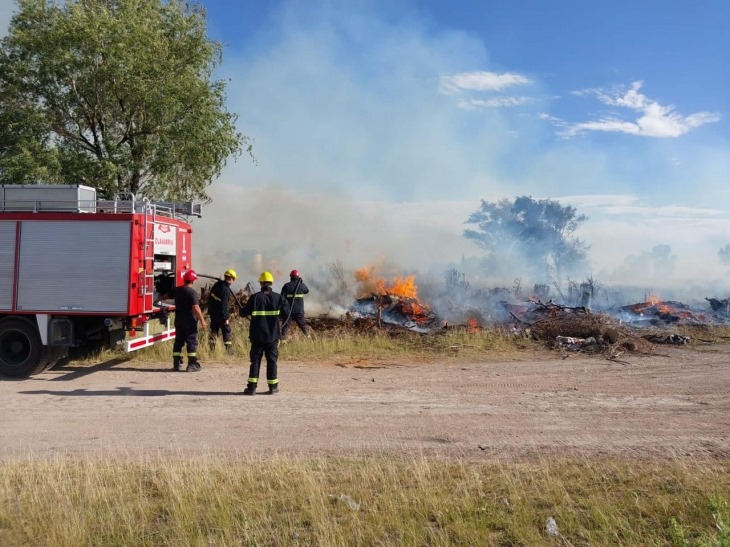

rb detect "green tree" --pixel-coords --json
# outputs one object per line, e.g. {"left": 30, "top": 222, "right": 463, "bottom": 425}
{"left": 464, "top": 195, "right": 589, "bottom": 281}
{"left": 0, "top": 0, "right": 249, "bottom": 201}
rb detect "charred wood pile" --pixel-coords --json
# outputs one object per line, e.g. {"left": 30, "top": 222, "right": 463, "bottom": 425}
{"left": 502, "top": 298, "right": 589, "bottom": 324}
{"left": 619, "top": 299, "right": 720, "bottom": 325}
{"left": 352, "top": 294, "right": 440, "bottom": 331}
{"left": 525, "top": 313, "right": 655, "bottom": 355}
{"left": 501, "top": 299, "right": 656, "bottom": 355}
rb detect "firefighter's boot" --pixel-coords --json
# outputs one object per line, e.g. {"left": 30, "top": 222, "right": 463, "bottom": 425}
{"left": 242, "top": 383, "right": 257, "bottom": 396}
{"left": 268, "top": 383, "right": 280, "bottom": 395}
{"left": 172, "top": 356, "right": 183, "bottom": 372}
{"left": 186, "top": 356, "right": 202, "bottom": 372}
{"left": 225, "top": 344, "right": 236, "bottom": 356}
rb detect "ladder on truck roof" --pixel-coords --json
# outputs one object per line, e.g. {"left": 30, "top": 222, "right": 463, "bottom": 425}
{"left": 0, "top": 184, "right": 202, "bottom": 220}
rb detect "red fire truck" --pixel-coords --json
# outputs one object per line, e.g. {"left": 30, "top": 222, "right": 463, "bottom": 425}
{"left": 0, "top": 184, "right": 201, "bottom": 377}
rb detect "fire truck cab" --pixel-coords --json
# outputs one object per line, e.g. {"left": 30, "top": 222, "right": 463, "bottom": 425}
{"left": 0, "top": 184, "right": 200, "bottom": 378}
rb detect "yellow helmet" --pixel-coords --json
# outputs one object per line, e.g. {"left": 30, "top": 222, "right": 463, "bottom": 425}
{"left": 223, "top": 269, "right": 237, "bottom": 280}
{"left": 258, "top": 271, "right": 274, "bottom": 283}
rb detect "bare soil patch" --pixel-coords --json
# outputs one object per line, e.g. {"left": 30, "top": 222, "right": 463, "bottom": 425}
{"left": 1, "top": 345, "right": 728, "bottom": 460}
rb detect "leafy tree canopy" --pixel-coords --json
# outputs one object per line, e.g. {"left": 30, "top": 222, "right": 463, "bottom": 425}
{"left": 0, "top": 0, "right": 249, "bottom": 201}
{"left": 464, "top": 195, "right": 589, "bottom": 280}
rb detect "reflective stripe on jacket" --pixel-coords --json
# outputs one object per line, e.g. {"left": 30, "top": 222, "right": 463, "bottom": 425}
{"left": 239, "top": 288, "right": 290, "bottom": 343}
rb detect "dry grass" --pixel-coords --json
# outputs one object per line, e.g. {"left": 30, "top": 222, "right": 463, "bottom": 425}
{"left": 129, "top": 318, "right": 535, "bottom": 366}
{"left": 77, "top": 317, "right": 730, "bottom": 370}
{"left": 0, "top": 455, "right": 728, "bottom": 546}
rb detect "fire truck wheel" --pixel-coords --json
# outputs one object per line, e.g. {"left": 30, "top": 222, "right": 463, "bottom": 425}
{"left": 0, "top": 318, "right": 44, "bottom": 378}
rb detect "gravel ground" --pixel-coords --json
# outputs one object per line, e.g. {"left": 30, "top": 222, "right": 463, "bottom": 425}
{"left": 1, "top": 345, "right": 729, "bottom": 460}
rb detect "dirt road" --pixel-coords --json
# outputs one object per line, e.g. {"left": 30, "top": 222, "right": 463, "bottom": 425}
{"left": 1, "top": 345, "right": 728, "bottom": 460}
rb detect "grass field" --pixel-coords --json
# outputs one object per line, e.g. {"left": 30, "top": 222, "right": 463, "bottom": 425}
{"left": 1, "top": 456, "right": 728, "bottom": 546}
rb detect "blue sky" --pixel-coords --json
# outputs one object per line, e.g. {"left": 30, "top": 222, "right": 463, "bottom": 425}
{"left": 1, "top": 0, "right": 729, "bottom": 295}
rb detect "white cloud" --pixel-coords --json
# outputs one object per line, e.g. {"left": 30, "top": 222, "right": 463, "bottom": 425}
{"left": 439, "top": 70, "right": 533, "bottom": 109}
{"left": 560, "top": 194, "right": 639, "bottom": 208}
{"left": 439, "top": 71, "right": 533, "bottom": 110}
{"left": 553, "top": 81, "right": 720, "bottom": 138}
{"left": 457, "top": 96, "right": 531, "bottom": 109}
{"left": 563, "top": 195, "right": 724, "bottom": 218}
{"left": 600, "top": 204, "right": 724, "bottom": 217}
{"left": 439, "top": 71, "right": 531, "bottom": 93}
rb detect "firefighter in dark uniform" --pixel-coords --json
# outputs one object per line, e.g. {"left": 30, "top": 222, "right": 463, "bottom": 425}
{"left": 172, "top": 269, "right": 207, "bottom": 372}
{"left": 239, "top": 271, "right": 290, "bottom": 395}
{"left": 280, "top": 269, "right": 310, "bottom": 339}
{"left": 208, "top": 268, "right": 237, "bottom": 354}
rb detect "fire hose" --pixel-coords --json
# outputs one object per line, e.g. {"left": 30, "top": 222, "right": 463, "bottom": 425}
{"left": 281, "top": 277, "right": 302, "bottom": 329}
{"left": 197, "top": 273, "right": 245, "bottom": 309}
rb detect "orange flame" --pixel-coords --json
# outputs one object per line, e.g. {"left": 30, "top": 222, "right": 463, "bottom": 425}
{"left": 355, "top": 266, "right": 419, "bottom": 299}
{"left": 646, "top": 295, "right": 672, "bottom": 314}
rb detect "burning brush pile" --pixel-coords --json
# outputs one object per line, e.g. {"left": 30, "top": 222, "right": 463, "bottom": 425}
{"left": 337, "top": 268, "right": 730, "bottom": 357}
{"left": 350, "top": 267, "right": 440, "bottom": 332}
{"left": 617, "top": 296, "right": 723, "bottom": 326}
{"left": 197, "top": 264, "right": 730, "bottom": 359}
{"left": 508, "top": 291, "right": 730, "bottom": 356}
{"left": 506, "top": 299, "right": 656, "bottom": 356}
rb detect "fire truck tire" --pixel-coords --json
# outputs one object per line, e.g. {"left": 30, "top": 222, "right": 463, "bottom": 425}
{"left": 0, "top": 318, "right": 45, "bottom": 378}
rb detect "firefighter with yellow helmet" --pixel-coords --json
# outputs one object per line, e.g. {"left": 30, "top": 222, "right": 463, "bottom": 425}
{"left": 238, "top": 271, "right": 290, "bottom": 395}
{"left": 208, "top": 268, "right": 237, "bottom": 354}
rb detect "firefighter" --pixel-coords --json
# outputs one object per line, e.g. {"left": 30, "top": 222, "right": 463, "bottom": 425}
{"left": 280, "top": 269, "right": 310, "bottom": 339}
{"left": 208, "top": 268, "right": 237, "bottom": 354}
{"left": 172, "top": 269, "right": 207, "bottom": 372}
{"left": 238, "top": 271, "right": 290, "bottom": 395}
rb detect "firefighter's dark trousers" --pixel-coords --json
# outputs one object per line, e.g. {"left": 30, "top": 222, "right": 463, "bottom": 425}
{"left": 281, "top": 313, "right": 309, "bottom": 338}
{"left": 173, "top": 325, "right": 199, "bottom": 363}
{"left": 247, "top": 342, "right": 279, "bottom": 386}
{"left": 209, "top": 317, "right": 232, "bottom": 348}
